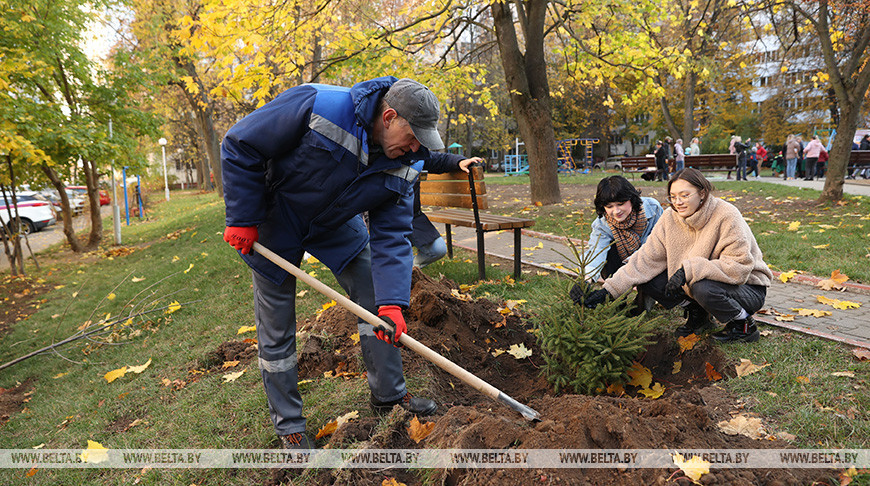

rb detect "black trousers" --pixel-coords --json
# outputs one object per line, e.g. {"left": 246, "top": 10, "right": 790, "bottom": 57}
{"left": 638, "top": 271, "right": 767, "bottom": 323}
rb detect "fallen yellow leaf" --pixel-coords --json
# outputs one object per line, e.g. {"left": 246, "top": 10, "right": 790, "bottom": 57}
{"left": 817, "top": 270, "right": 849, "bottom": 290}
{"left": 787, "top": 221, "right": 801, "bottom": 231}
{"left": 816, "top": 295, "right": 861, "bottom": 310}
{"left": 127, "top": 358, "right": 152, "bottom": 374}
{"left": 107, "top": 293, "right": 116, "bottom": 301}
{"left": 407, "top": 415, "right": 436, "bottom": 443}
{"left": 165, "top": 301, "right": 181, "bottom": 314}
{"left": 79, "top": 440, "right": 109, "bottom": 464}
{"left": 627, "top": 362, "right": 652, "bottom": 389}
{"left": 349, "top": 333, "right": 360, "bottom": 345}
{"left": 316, "top": 421, "right": 337, "bottom": 439}
{"left": 791, "top": 308, "right": 832, "bottom": 318}
{"left": 507, "top": 343, "right": 533, "bottom": 359}
{"left": 104, "top": 367, "right": 127, "bottom": 383}
{"left": 221, "top": 360, "right": 240, "bottom": 369}
{"left": 382, "top": 478, "right": 407, "bottom": 486}
{"left": 237, "top": 325, "right": 256, "bottom": 334}
{"left": 677, "top": 334, "right": 700, "bottom": 353}
{"left": 812, "top": 244, "right": 829, "bottom": 249}
{"left": 222, "top": 370, "right": 245, "bottom": 382}
{"left": 672, "top": 361, "right": 682, "bottom": 374}
{"left": 735, "top": 358, "right": 769, "bottom": 377}
{"left": 184, "top": 263, "right": 194, "bottom": 274}
{"left": 672, "top": 452, "right": 710, "bottom": 481}
{"left": 131, "top": 277, "right": 145, "bottom": 282}
{"left": 779, "top": 270, "right": 796, "bottom": 283}
{"left": 606, "top": 383, "right": 625, "bottom": 395}
{"left": 638, "top": 382, "right": 664, "bottom": 399}
{"left": 796, "top": 375, "right": 810, "bottom": 384}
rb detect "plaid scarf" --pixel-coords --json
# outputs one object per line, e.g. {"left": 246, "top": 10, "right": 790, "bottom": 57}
{"left": 606, "top": 207, "right": 647, "bottom": 261}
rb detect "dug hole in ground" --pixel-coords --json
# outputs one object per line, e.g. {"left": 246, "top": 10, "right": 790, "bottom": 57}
{"left": 210, "top": 269, "right": 836, "bottom": 486}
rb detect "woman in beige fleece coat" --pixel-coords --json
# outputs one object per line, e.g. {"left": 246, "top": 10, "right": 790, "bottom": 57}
{"left": 581, "top": 168, "right": 772, "bottom": 343}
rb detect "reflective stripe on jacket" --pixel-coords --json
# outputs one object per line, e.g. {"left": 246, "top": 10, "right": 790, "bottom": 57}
{"left": 222, "top": 77, "right": 457, "bottom": 306}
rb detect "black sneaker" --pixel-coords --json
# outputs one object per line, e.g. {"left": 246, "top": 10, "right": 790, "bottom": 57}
{"left": 371, "top": 392, "right": 437, "bottom": 416}
{"left": 712, "top": 315, "right": 760, "bottom": 343}
{"left": 674, "top": 302, "right": 716, "bottom": 337}
{"left": 280, "top": 432, "right": 316, "bottom": 450}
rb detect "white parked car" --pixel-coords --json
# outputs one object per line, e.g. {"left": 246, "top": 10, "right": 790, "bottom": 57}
{"left": 0, "top": 193, "right": 57, "bottom": 234}
{"left": 38, "top": 189, "right": 85, "bottom": 216}
{"left": 594, "top": 156, "right": 625, "bottom": 171}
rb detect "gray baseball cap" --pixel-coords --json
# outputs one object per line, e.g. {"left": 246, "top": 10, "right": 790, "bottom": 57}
{"left": 383, "top": 78, "right": 445, "bottom": 150}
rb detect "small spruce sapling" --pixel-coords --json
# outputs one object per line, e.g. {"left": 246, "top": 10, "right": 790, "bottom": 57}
{"left": 534, "top": 234, "right": 663, "bottom": 394}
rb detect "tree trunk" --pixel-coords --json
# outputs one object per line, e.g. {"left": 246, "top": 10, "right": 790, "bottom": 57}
{"left": 492, "top": 0, "right": 560, "bottom": 205}
{"left": 659, "top": 95, "right": 681, "bottom": 141}
{"left": 82, "top": 158, "right": 102, "bottom": 250}
{"left": 176, "top": 60, "right": 223, "bottom": 197}
{"left": 41, "top": 165, "right": 85, "bottom": 253}
{"left": 821, "top": 102, "right": 863, "bottom": 202}
{"left": 682, "top": 71, "right": 697, "bottom": 144}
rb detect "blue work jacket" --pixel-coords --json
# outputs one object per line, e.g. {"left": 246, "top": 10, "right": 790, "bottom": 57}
{"left": 222, "top": 76, "right": 460, "bottom": 307}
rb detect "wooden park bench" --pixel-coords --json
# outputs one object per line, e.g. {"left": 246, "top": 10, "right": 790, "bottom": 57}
{"left": 420, "top": 166, "right": 535, "bottom": 281}
{"left": 684, "top": 154, "right": 738, "bottom": 178}
{"left": 620, "top": 156, "right": 657, "bottom": 180}
{"left": 848, "top": 150, "right": 870, "bottom": 177}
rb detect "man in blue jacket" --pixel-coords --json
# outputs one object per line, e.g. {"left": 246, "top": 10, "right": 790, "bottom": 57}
{"left": 222, "top": 77, "right": 470, "bottom": 449}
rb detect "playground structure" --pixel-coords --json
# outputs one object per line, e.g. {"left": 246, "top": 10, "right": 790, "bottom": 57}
{"left": 503, "top": 137, "right": 600, "bottom": 175}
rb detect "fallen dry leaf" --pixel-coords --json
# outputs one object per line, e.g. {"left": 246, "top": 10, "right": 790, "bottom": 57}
{"left": 382, "top": 478, "right": 407, "bottom": 486}
{"left": 131, "top": 276, "right": 145, "bottom": 282}
{"left": 717, "top": 415, "right": 765, "bottom": 439}
{"left": 349, "top": 333, "right": 360, "bottom": 345}
{"left": 237, "top": 325, "right": 256, "bottom": 334}
{"left": 627, "top": 362, "right": 652, "bottom": 389}
{"left": 677, "top": 334, "right": 700, "bottom": 353}
{"left": 796, "top": 376, "right": 810, "bottom": 384}
{"left": 735, "top": 359, "right": 770, "bottom": 377}
{"left": 127, "top": 359, "right": 152, "bottom": 374}
{"left": 853, "top": 348, "right": 870, "bottom": 361}
{"left": 791, "top": 308, "right": 832, "bottom": 318}
{"left": 165, "top": 301, "right": 181, "bottom": 314}
{"left": 672, "top": 452, "right": 710, "bottom": 481}
{"left": 507, "top": 343, "right": 533, "bottom": 359}
{"left": 316, "top": 421, "right": 337, "bottom": 439}
{"left": 407, "top": 415, "right": 436, "bottom": 443}
{"left": 490, "top": 349, "right": 505, "bottom": 357}
{"left": 779, "top": 270, "right": 797, "bottom": 283}
{"left": 26, "top": 467, "right": 37, "bottom": 477}
{"left": 705, "top": 362, "right": 723, "bottom": 381}
{"left": 79, "top": 440, "right": 109, "bottom": 463}
{"left": 672, "top": 361, "right": 682, "bottom": 374}
{"left": 638, "top": 382, "right": 665, "bottom": 399}
{"left": 775, "top": 314, "right": 796, "bottom": 322}
{"left": 787, "top": 221, "right": 801, "bottom": 231}
{"left": 606, "top": 383, "right": 625, "bottom": 395}
{"left": 104, "top": 367, "right": 127, "bottom": 383}
{"left": 817, "top": 270, "right": 849, "bottom": 291}
{"left": 816, "top": 295, "right": 861, "bottom": 310}
{"left": 222, "top": 370, "right": 245, "bottom": 382}
{"left": 221, "top": 360, "right": 240, "bottom": 369}
{"left": 830, "top": 371, "right": 855, "bottom": 378}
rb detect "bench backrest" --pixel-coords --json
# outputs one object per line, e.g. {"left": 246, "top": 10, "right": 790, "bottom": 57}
{"left": 684, "top": 154, "right": 737, "bottom": 167}
{"left": 849, "top": 150, "right": 870, "bottom": 165}
{"left": 420, "top": 166, "right": 488, "bottom": 210}
{"left": 621, "top": 156, "right": 655, "bottom": 169}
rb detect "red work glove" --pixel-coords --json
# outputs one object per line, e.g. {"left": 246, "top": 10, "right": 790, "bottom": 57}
{"left": 223, "top": 226, "right": 258, "bottom": 255}
{"left": 374, "top": 305, "right": 406, "bottom": 347}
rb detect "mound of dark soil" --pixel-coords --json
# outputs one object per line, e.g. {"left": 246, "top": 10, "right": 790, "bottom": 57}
{"left": 200, "top": 340, "right": 257, "bottom": 371}
{"left": 281, "top": 270, "right": 835, "bottom": 485}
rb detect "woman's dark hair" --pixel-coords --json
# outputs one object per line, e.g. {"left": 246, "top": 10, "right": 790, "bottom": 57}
{"left": 667, "top": 168, "right": 714, "bottom": 206}
{"left": 594, "top": 176, "right": 643, "bottom": 217}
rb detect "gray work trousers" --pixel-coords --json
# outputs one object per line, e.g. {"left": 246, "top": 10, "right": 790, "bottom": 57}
{"left": 638, "top": 270, "right": 767, "bottom": 324}
{"left": 252, "top": 245, "right": 406, "bottom": 436}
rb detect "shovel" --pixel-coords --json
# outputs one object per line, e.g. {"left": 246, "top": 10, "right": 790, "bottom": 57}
{"left": 252, "top": 242, "right": 541, "bottom": 422}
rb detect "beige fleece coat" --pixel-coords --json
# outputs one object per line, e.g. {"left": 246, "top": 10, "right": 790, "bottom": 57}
{"left": 603, "top": 197, "right": 772, "bottom": 299}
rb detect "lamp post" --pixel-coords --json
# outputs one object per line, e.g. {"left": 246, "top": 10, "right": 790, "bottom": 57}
{"left": 158, "top": 137, "right": 170, "bottom": 201}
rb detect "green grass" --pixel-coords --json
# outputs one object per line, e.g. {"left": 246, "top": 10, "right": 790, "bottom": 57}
{"left": 0, "top": 188, "right": 868, "bottom": 485}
